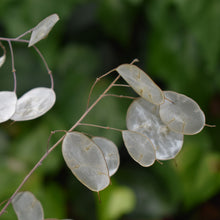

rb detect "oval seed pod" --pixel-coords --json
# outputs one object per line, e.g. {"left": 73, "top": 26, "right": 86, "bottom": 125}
{"left": 122, "top": 130, "right": 156, "bottom": 167}
{"left": 126, "top": 98, "right": 183, "bottom": 160}
{"left": 0, "top": 50, "right": 6, "bottom": 68}
{"left": 11, "top": 87, "right": 56, "bottom": 121}
{"left": 12, "top": 191, "right": 44, "bottom": 220}
{"left": 28, "top": 14, "right": 59, "bottom": 47}
{"left": 62, "top": 132, "right": 110, "bottom": 192}
{"left": 116, "top": 64, "right": 164, "bottom": 105}
{"left": 159, "top": 91, "right": 206, "bottom": 135}
{"left": 92, "top": 137, "right": 120, "bottom": 176}
{"left": 0, "top": 91, "right": 17, "bottom": 123}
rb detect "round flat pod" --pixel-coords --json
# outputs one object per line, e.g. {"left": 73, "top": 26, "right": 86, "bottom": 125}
{"left": 0, "top": 91, "right": 17, "bottom": 123}
{"left": 92, "top": 137, "right": 120, "bottom": 177}
{"left": 126, "top": 98, "right": 183, "bottom": 160}
{"left": 12, "top": 191, "right": 44, "bottom": 220}
{"left": 11, "top": 87, "right": 56, "bottom": 121}
{"left": 159, "top": 91, "right": 206, "bottom": 135}
{"left": 62, "top": 132, "right": 110, "bottom": 192}
{"left": 116, "top": 64, "right": 164, "bottom": 105}
{"left": 122, "top": 130, "right": 156, "bottom": 167}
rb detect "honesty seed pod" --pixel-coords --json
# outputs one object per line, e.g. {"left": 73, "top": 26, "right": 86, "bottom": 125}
{"left": 122, "top": 130, "right": 156, "bottom": 167}
{"left": 116, "top": 64, "right": 164, "bottom": 105}
{"left": 28, "top": 14, "right": 59, "bottom": 47}
{"left": 0, "top": 91, "right": 17, "bottom": 123}
{"left": 62, "top": 132, "right": 110, "bottom": 192}
{"left": 92, "top": 136, "right": 120, "bottom": 177}
{"left": 126, "top": 98, "right": 183, "bottom": 160}
{"left": 12, "top": 191, "right": 44, "bottom": 220}
{"left": 11, "top": 87, "right": 56, "bottom": 121}
{"left": 159, "top": 91, "right": 206, "bottom": 135}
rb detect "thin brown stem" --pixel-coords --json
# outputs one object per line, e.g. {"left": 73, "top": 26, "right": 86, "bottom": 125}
{"left": 7, "top": 40, "right": 17, "bottom": 92}
{"left": 86, "top": 68, "right": 117, "bottom": 109}
{"left": 104, "top": 94, "right": 137, "bottom": 100}
{"left": 79, "top": 123, "right": 122, "bottom": 132}
{"left": 0, "top": 75, "right": 120, "bottom": 216}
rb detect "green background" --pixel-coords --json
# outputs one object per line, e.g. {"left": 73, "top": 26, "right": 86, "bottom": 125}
{"left": 0, "top": 0, "right": 219, "bottom": 219}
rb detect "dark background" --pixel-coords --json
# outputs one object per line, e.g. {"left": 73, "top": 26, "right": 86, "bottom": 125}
{"left": 0, "top": 0, "right": 219, "bottom": 219}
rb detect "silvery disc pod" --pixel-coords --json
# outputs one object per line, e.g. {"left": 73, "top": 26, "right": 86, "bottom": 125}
{"left": 12, "top": 191, "right": 44, "bottom": 220}
{"left": 28, "top": 14, "right": 59, "bottom": 47}
{"left": 122, "top": 130, "right": 156, "bottom": 167}
{"left": 0, "top": 91, "right": 17, "bottom": 123}
{"left": 126, "top": 98, "right": 183, "bottom": 160}
{"left": 116, "top": 64, "right": 164, "bottom": 105}
{"left": 92, "top": 137, "right": 120, "bottom": 176}
{"left": 11, "top": 87, "right": 56, "bottom": 121}
{"left": 62, "top": 132, "right": 110, "bottom": 192}
{"left": 159, "top": 91, "right": 206, "bottom": 135}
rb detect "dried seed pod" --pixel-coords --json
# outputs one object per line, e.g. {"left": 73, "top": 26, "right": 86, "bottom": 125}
{"left": 28, "top": 14, "right": 59, "bottom": 47}
{"left": 12, "top": 191, "right": 44, "bottom": 220}
{"left": 11, "top": 87, "right": 56, "bottom": 121}
{"left": 159, "top": 91, "right": 206, "bottom": 135}
{"left": 126, "top": 98, "right": 183, "bottom": 160}
{"left": 116, "top": 64, "right": 164, "bottom": 105}
{"left": 92, "top": 137, "right": 120, "bottom": 176}
{"left": 122, "top": 130, "right": 156, "bottom": 167}
{"left": 0, "top": 43, "right": 6, "bottom": 68}
{"left": 62, "top": 132, "right": 110, "bottom": 192}
{"left": 0, "top": 91, "right": 17, "bottom": 123}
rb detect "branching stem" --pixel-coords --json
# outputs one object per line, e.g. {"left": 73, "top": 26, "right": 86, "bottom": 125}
{"left": 0, "top": 74, "right": 120, "bottom": 216}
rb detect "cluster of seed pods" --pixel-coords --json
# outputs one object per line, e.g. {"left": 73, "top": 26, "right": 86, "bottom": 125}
{"left": 0, "top": 14, "right": 59, "bottom": 123}
{"left": 62, "top": 63, "right": 206, "bottom": 192}
{"left": 117, "top": 64, "right": 206, "bottom": 166}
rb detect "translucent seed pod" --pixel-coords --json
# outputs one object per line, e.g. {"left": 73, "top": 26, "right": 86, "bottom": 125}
{"left": 126, "top": 98, "right": 183, "bottom": 160}
{"left": 11, "top": 87, "right": 56, "bottom": 121}
{"left": 28, "top": 14, "right": 59, "bottom": 47}
{"left": 12, "top": 191, "right": 44, "bottom": 220}
{"left": 62, "top": 132, "right": 110, "bottom": 192}
{"left": 0, "top": 48, "right": 6, "bottom": 68}
{"left": 92, "top": 137, "right": 120, "bottom": 177}
{"left": 159, "top": 91, "right": 206, "bottom": 135}
{"left": 0, "top": 91, "right": 17, "bottom": 123}
{"left": 122, "top": 130, "right": 156, "bottom": 167}
{"left": 116, "top": 64, "right": 164, "bottom": 105}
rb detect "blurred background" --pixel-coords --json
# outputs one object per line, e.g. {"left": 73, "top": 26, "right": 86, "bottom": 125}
{"left": 0, "top": 0, "right": 220, "bottom": 219}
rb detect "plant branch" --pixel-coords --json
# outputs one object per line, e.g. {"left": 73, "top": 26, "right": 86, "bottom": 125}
{"left": 79, "top": 123, "right": 122, "bottom": 132}
{"left": 0, "top": 74, "right": 120, "bottom": 216}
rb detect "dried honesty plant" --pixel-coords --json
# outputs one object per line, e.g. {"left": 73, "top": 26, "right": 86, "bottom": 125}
{"left": 0, "top": 14, "right": 214, "bottom": 219}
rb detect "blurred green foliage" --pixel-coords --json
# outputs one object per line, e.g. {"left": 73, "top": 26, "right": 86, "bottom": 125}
{"left": 0, "top": 0, "right": 219, "bottom": 219}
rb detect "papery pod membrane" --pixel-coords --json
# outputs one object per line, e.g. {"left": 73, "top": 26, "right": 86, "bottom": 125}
{"left": 11, "top": 87, "right": 56, "bottom": 121}
{"left": 122, "top": 130, "right": 156, "bottom": 167}
{"left": 0, "top": 43, "right": 6, "bottom": 68}
{"left": 0, "top": 91, "right": 17, "bottom": 123}
{"left": 12, "top": 191, "right": 44, "bottom": 220}
{"left": 28, "top": 14, "right": 59, "bottom": 47}
{"left": 159, "top": 91, "right": 206, "bottom": 135}
{"left": 126, "top": 98, "right": 183, "bottom": 160}
{"left": 62, "top": 132, "right": 110, "bottom": 192}
{"left": 92, "top": 137, "right": 120, "bottom": 176}
{"left": 116, "top": 64, "right": 164, "bottom": 105}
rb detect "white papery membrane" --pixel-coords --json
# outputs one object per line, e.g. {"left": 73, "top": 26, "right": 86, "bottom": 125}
{"left": 122, "top": 130, "right": 156, "bottom": 166}
{"left": 12, "top": 191, "right": 44, "bottom": 220}
{"left": 159, "top": 91, "right": 206, "bottom": 135}
{"left": 62, "top": 132, "right": 110, "bottom": 192}
{"left": 28, "top": 14, "right": 59, "bottom": 47}
{"left": 11, "top": 87, "right": 56, "bottom": 121}
{"left": 126, "top": 98, "right": 183, "bottom": 160}
{"left": 0, "top": 53, "right": 6, "bottom": 67}
{"left": 116, "top": 64, "right": 164, "bottom": 105}
{"left": 92, "top": 137, "right": 120, "bottom": 176}
{"left": 0, "top": 91, "right": 17, "bottom": 123}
